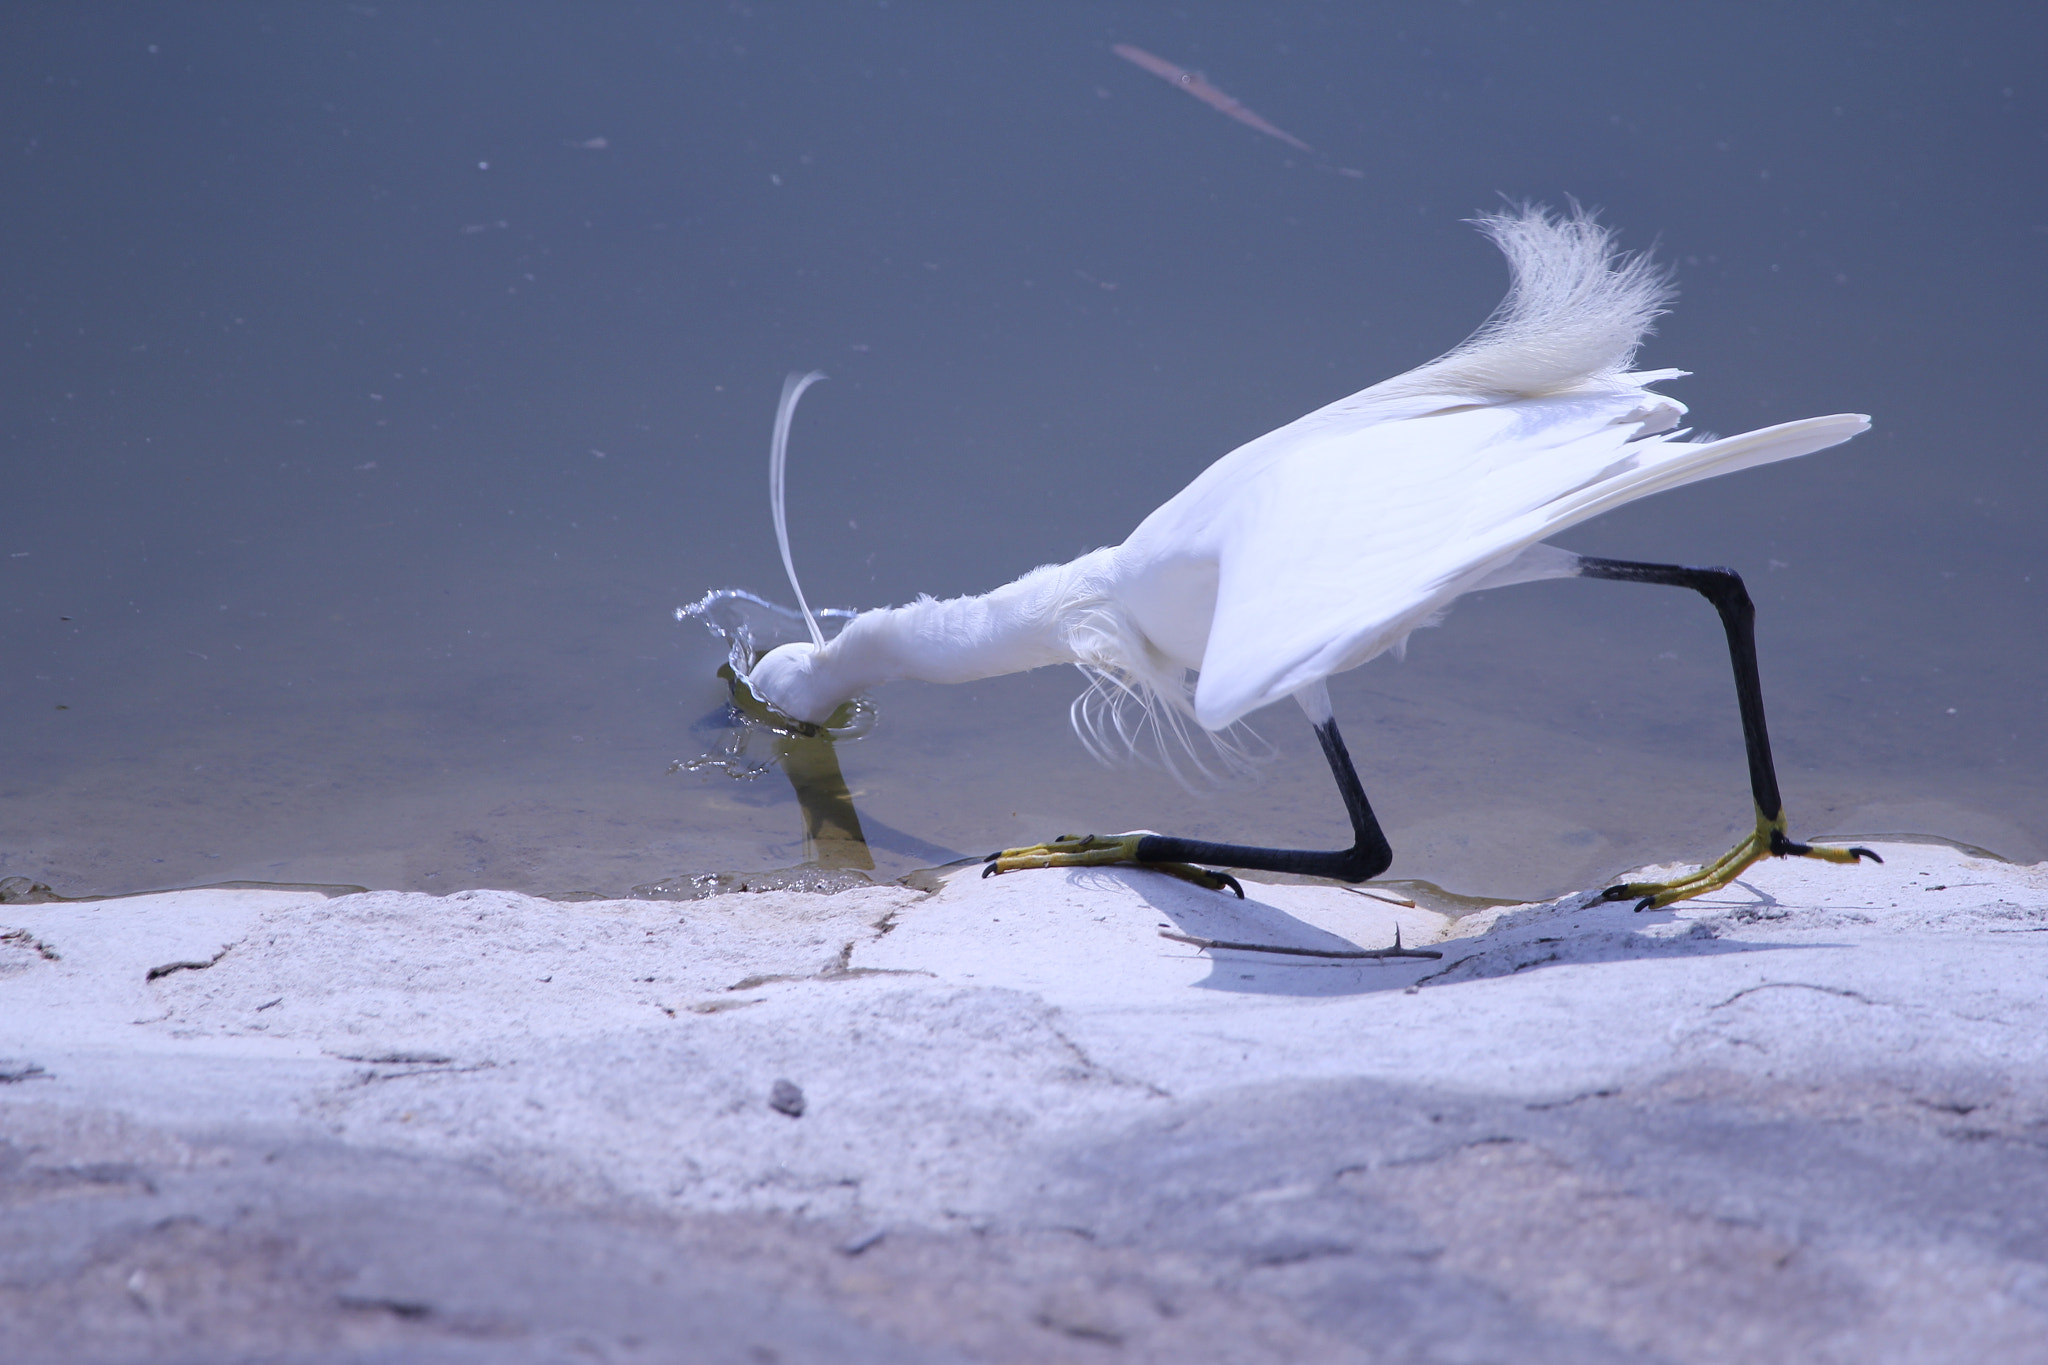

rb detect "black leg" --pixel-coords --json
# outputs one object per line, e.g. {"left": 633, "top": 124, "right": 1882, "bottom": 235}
{"left": 1574, "top": 556, "right": 1878, "bottom": 907}
{"left": 984, "top": 716, "right": 1394, "bottom": 893}
{"left": 1136, "top": 717, "right": 1395, "bottom": 883}
{"left": 1575, "top": 557, "right": 1787, "bottom": 822}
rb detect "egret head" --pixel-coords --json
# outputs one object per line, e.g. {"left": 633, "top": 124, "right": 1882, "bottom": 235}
{"left": 746, "top": 640, "right": 840, "bottom": 727}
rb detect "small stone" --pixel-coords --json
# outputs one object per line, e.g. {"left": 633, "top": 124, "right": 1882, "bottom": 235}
{"left": 840, "top": 1226, "right": 887, "bottom": 1256}
{"left": 768, "top": 1079, "right": 806, "bottom": 1118}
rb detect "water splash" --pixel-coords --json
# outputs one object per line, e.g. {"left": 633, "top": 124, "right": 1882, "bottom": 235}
{"left": 675, "top": 588, "right": 875, "bottom": 778}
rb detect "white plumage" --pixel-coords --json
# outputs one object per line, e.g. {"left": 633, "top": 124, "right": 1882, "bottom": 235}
{"left": 746, "top": 206, "right": 1867, "bottom": 754}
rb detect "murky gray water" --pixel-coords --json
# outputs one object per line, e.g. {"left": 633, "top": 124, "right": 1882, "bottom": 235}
{"left": 6, "top": 3, "right": 2043, "bottom": 901}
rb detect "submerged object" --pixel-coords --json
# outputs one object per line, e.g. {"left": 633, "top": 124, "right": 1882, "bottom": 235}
{"left": 1112, "top": 43, "right": 1315, "bottom": 153}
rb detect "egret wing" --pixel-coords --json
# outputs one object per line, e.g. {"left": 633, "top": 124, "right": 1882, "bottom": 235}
{"left": 1190, "top": 404, "right": 1530, "bottom": 728}
{"left": 1191, "top": 395, "right": 1866, "bottom": 730}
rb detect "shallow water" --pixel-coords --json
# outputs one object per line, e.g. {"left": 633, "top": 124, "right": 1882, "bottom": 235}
{"left": 6, "top": 3, "right": 2044, "bottom": 901}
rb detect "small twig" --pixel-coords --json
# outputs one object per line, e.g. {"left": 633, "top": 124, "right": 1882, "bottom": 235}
{"left": 146, "top": 946, "right": 231, "bottom": 981}
{"left": 0, "top": 928, "right": 60, "bottom": 961}
{"left": 1160, "top": 928, "right": 1442, "bottom": 960}
{"left": 1344, "top": 887, "right": 1418, "bottom": 908}
{"left": 841, "top": 1226, "right": 888, "bottom": 1256}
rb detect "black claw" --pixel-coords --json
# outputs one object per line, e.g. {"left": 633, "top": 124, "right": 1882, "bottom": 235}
{"left": 1851, "top": 846, "right": 1882, "bottom": 864}
{"left": 1769, "top": 829, "right": 1806, "bottom": 857}
{"left": 981, "top": 862, "right": 1000, "bottom": 879}
{"left": 1633, "top": 895, "right": 1655, "bottom": 913}
{"left": 982, "top": 850, "right": 999, "bottom": 863}
{"left": 1216, "top": 872, "right": 1245, "bottom": 899}
{"left": 1597, "top": 885, "right": 1632, "bottom": 903}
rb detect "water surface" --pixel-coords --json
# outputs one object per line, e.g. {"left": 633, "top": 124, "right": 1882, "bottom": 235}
{"left": 6, "top": 2, "right": 2042, "bottom": 900}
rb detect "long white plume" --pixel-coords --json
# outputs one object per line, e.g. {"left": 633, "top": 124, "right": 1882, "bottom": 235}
{"left": 769, "top": 370, "right": 828, "bottom": 649}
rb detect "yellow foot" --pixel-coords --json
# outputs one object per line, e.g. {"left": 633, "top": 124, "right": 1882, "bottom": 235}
{"left": 982, "top": 833, "right": 1244, "bottom": 897}
{"left": 1599, "top": 809, "right": 1881, "bottom": 911}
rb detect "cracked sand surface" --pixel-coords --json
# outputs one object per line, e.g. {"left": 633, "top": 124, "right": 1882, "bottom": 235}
{"left": 4, "top": 839, "right": 2047, "bottom": 1361}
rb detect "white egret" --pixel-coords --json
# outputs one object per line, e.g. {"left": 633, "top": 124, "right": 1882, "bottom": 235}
{"left": 743, "top": 205, "right": 1878, "bottom": 908}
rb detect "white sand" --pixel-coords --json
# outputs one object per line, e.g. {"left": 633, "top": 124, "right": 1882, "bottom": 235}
{"left": 5, "top": 842, "right": 2048, "bottom": 1362}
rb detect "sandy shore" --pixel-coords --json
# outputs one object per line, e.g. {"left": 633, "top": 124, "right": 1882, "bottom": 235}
{"left": 4, "top": 840, "right": 2047, "bottom": 1362}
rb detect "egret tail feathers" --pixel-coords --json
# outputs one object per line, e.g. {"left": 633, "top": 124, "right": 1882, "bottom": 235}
{"left": 1365, "top": 204, "right": 1674, "bottom": 405}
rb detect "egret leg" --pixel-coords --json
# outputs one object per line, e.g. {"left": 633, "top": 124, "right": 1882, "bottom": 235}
{"left": 1574, "top": 556, "right": 1879, "bottom": 910}
{"left": 984, "top": 717, "right": 1395, "bottom": 896}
